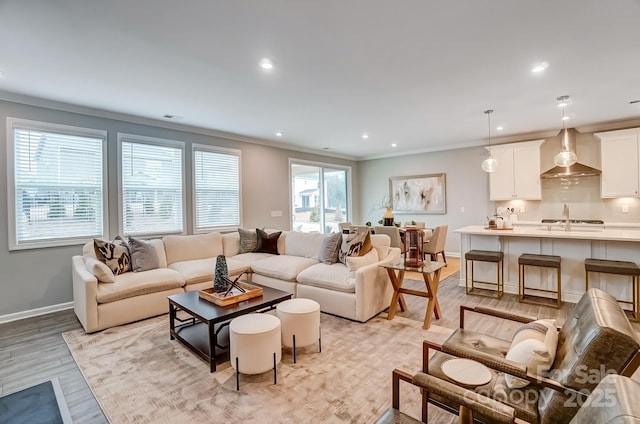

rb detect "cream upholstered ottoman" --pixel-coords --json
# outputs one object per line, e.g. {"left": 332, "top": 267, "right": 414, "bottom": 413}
{"left": 229, "top": 313, "right": 282, "bottom": 390}
{"left": 276, "top": 298, "right": 321, "bottom": 363}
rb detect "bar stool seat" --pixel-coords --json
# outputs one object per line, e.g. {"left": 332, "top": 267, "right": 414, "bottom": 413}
{"left": 465, "top": 250, "right": 504, "bottom": 299}
{"left": 585, "top": 258, "right": 640, "bottom": 321}
{"left": 518, "top": 253, "right": 561, "bottom": 307}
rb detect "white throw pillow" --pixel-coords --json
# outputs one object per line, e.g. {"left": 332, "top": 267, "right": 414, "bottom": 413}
{"left": 84, "top": 256, "right": 116, "bottom": 283}
{"left": 345, "top": 249, "right": 379, "bottom": 274}
{"left": 504, "top": 319, "right": 558, "bottom": 389}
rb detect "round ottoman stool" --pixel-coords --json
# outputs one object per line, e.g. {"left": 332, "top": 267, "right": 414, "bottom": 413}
{"left": 276, "top": 298, "right": 321, "bottom": 363}
{"left": 229, "top": 313, "right": 281, "bottom": 390}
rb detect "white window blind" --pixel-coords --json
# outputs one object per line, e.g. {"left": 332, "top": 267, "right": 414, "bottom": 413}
{"left": 9, "top": 119, "right": 106, "bottom": 249}
{"left": 120, "top": 135, "right": 184, "bottom": 236}
{"left": 193, "top": 146, "right": 241, "bottom": 231}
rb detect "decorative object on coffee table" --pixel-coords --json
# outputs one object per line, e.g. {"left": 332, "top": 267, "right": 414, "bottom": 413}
{"left": 199, "top": 282, "right": 263, "bottom": 307}
{"left": 214, "top": 255, "right": 229, "bottom": 293}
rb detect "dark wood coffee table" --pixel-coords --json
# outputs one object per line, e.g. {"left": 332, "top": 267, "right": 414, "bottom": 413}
{"left": 168, "top": 285, "right": 292, "bottom": 372}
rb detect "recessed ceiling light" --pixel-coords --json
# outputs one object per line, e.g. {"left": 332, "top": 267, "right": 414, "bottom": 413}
{"left": 562, "top": 115, "right": 570, "bottom": 121}
{"left": 162, "top": 114, "right": 184, "bottom": 120}
{"left": 275, "top": 131, "right": 284, "bottom": 137}
{"left": 362, "top": 133, "right": 369, "bottom": 139}
{"left": 391, "top": 143, "right": 397, "bottom": 147}
{"left": 496, "top": 126, "right": 504, "bottom": 131}
{"left": 531, "top": 62, "right": 549, "bottom": 73}
{"left": 322, "top": 147, "right": 330, "bottom": 150}
{"left": 259, "top": 58, "right": 274, "bottom": 70}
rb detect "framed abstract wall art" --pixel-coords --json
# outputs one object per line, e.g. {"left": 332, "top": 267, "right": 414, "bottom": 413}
{"left": 389, "top": 173, "right": 446, "bottom": 214}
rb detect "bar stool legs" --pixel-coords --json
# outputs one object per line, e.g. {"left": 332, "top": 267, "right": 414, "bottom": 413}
{"left": 518, "top": 254, "right": 562, "bottom": 308}
{"left": 464, "top": 250, "right": 504, "bottom": 299}
{"left": 585, "top": 258, "right": 640, "bottom": 322}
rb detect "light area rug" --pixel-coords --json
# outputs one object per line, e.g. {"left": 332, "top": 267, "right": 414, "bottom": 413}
{"left": 63, "top": 312, "right": 453, "bottom": 424}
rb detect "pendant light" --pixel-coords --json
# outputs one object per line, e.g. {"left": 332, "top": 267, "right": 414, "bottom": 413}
{"left": 554, "top": 96, "right": 577, "bottom": 167}
{"left": 481, "top": 109, "right": 497, "bottom": 172}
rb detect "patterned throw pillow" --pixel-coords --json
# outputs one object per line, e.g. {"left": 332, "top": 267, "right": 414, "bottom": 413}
{"left": 93, "top": 236, "right": 131, "bottom": 275}
{"left": 338, "top": 228, "right": 372, "bottom": 264}
{"left": 254, "top": 229, "right": 281, "bottom": 254}
{"left": 238, "top": 228, "right": 258, "bottom": 254}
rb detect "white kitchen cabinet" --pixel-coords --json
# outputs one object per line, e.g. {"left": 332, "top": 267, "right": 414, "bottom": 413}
{"left": 596, "top": 128, "right": 640, "bottom": 197}
{"left": 488, "top": 140, "right": 544, "bottom": 200}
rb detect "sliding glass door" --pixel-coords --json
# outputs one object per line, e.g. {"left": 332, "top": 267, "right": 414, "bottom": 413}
{"left": 291, "top": 161, "right": 350, "bottom": 233}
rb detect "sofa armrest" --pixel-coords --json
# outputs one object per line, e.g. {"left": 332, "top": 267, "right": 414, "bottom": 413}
{"left": 353, "top": 247, "right": 402, "bottom": 322}
{"left": 72, "top": 255, "right": 99, "bottom": 333}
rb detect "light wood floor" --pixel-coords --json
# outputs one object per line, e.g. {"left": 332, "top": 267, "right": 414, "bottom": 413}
{"left": 0, "top": 258, "right": 637, "bottom": 423}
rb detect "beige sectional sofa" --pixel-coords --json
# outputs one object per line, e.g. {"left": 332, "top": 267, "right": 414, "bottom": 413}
{"left": 72, "top": 230, "right": 400, "bottom": 332}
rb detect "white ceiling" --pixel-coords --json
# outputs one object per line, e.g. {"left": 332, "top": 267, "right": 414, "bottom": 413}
{"left": 1, "top": 0, "right": 640, "bottom": 160}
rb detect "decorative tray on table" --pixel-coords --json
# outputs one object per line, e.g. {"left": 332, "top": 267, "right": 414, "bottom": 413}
{"left": 199, "top": 282, "right": 263, "bottom": 306}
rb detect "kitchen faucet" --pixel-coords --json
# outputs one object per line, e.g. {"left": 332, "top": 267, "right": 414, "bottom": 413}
{"left": 562, "top": 203, "right": 571, "bottom": 231}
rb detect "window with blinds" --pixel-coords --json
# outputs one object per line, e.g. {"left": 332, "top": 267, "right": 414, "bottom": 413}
{"left": 193, "top": 145, "right": 241, "bottom": 231}
{"left": 119, "top": 134, "right": 185, "bottom": 236}
{"left": 8, "top": 118, "right": 107, "bottom": 250}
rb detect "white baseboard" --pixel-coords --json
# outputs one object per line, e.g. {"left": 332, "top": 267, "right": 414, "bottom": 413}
{"left": 0, "top": 301, "right": 74, "bottom": 324}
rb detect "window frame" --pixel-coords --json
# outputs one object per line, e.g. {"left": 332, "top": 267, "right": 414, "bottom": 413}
{"left": 191, "top": 144, "right": 243, "bottom": 233}
{"left": 117, "top": 132, "right": 186, "bottom": 237}
{"left": 6, "top": 117, "right": 109, "bottom": 250}
{"left": 289, "top": 158, "right": 352, "bottom": 234}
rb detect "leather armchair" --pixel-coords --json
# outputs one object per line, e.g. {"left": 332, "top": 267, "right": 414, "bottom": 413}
{"left": 422, "top": 288, "right": 640, "bottom": 424}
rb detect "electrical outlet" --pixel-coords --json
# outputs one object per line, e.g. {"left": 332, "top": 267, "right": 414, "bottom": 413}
{"left": 270, "top": 210, "right": 283, "bottom": 217}
{"left": 622, "top": 205, "right": 629, "bottom": 213}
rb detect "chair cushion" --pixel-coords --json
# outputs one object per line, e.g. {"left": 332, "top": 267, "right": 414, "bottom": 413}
{"left": 465, "top": 250, "right": 504, "bottom": 262}
{"left": 585, "top": 258, "right": 640, "bottom": 276}
{"left": 504, "top": 319, "right": 558, "bottom": 388}
{"left": 519, "top": 254, "right": 561, "bottom": 268}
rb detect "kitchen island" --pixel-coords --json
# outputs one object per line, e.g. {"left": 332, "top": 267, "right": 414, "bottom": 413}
{"left": 455, "top": 225, "right": 640, "bottom": 304}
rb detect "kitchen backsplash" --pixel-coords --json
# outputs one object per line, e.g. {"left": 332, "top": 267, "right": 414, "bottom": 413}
{"left": 495, "top": 175, "right": 640, "bottom": 223}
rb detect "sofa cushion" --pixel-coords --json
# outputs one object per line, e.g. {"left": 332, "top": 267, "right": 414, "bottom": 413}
{"left": 318, "top": 232, "right": 342, "bottom": 264}
{"left": 163, "top": 232, "right": 223, "bottom": 265}
{"left": 84, "top": 256, "right": 115, "bottom": 283}
{"left": 296, "top": 263, "right": 354, "bottom": 293}
{"left": 231, "top": 252, "right": 276, "bottom": 264}
{"left": 96, "top": 268, "right": 185, "bottom": 303}
{"left": 254, "top": 229, "right": 281, "bottom": 254}
{"left": 94, "top": 237, "right": 131, "bottom": 275}
{"left": 128, "top": 237, "right": 159, "bottom": 272}
{"left": 169, "top": 257, "right": 251, "bottom": 286}
{"left": 251, "top": 255, "right": 317, "bottom": 282}
{"left": 284, "top": 231, "right": 326, "bottom": 259}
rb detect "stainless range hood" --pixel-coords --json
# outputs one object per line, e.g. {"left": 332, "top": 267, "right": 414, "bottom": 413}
{"left": 540, "top": 128, "right": 601, "bottom": 179}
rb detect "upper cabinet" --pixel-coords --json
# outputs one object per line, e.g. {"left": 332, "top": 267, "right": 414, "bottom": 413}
{"left": 488, "top": 140, "right": 544, "bottom": 201}
{"left": 596, "top": 128, "right": 640, "bottom": 198}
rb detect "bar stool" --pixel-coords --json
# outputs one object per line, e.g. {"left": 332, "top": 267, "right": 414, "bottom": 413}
{"left": 465, "top": 250, "right": 504, "bottom": 299}
{"left": 585, "top": 258, "right": 639, "bottom": 321}
{"left": 518, "top": 253, "right": 562, "bottom": 307}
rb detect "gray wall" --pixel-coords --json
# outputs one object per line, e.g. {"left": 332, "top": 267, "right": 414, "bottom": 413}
{"left": 0, "top": 100, "right": 358, "bottom": 317}
{"left": 357, "top": 147, "right": 494, "bottom": 255}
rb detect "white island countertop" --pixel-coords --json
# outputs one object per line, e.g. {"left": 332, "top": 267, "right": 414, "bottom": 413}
{"left": 455, "top": 225, "right": 640, "bottom": 242}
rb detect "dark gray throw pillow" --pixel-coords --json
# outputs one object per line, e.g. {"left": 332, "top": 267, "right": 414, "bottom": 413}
{"left": 238, "top": 228, "right": 258, "bottom": 254}
{"left": 128, "top": 237, "right": 159, "bottom": 272}
{"left": 254, "top": 229, "right": 281, "bottom": 255}
{"left": 318, "top": 232, "right": 343, "bottom": 264}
